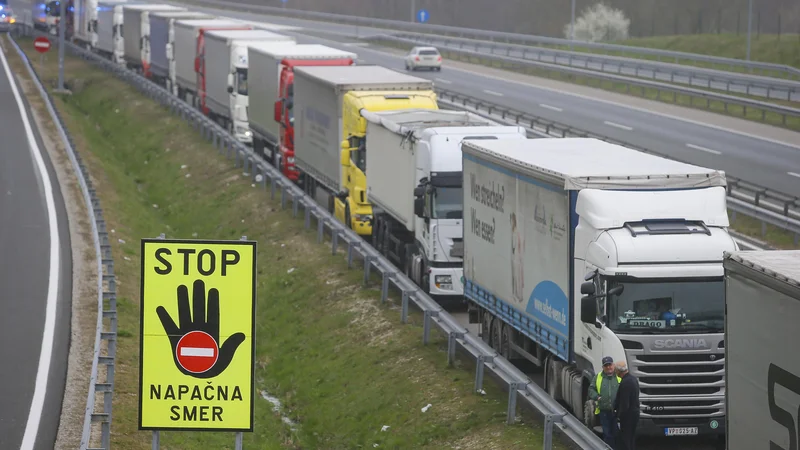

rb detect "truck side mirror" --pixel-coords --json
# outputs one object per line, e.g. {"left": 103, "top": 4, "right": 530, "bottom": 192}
{"left": 414, "top": 197, "right": 425, "bottom": 217}
{"left": 580, "top": 281, "right": 595, "bottom": 295}
{"left": 608, "top": 285, "right": 624, "bottom": 296}
{"left": 340, "top": 145, "right": 351, "bottom": 167}
{"left": 413, "top": 186, "right": 425, "bottom": 197}
{"left": 273, "top": 100, "right": 281, "bottom": 122}
{"left": 227, "top": 86, "right": 234, "bottom": 94}
{"left": 581, "top": 296, "right": 598, "bottom": 325}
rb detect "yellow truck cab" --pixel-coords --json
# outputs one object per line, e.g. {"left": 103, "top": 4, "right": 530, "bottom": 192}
{"left": 292, "top": 65, "right": 437, "bottom": 237}
{"left": 338, "top": 90, "right": 438, "bottom": 236}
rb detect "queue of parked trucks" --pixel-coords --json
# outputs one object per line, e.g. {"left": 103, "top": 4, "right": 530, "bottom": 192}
{"left": 24, "top": 0, "right": 800, "bottom": 447}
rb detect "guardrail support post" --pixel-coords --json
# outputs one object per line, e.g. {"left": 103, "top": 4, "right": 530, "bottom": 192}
{"left": 381, "top": 271, "right": 395, "bottom": 303}
{"left": 331, "top": 229, "right": 339, "bottom": 254}
{"left": 317, "top": 218, "right": 325, "bottom": 243}
{"left": 507, "top": 381, "right": 521, "bottom": 424}
{"left": 401, "top": 290, "right": 410, "bottom": 323}
{"left": 542, "top": 413, "right": 567, "bottom": 449}
{"left": 474, "top": 354, "right": 494, "bottom": 392}
{"left": 422, "top": 310, "right": 439, "bottom": 344}
{"left": 347, "top": 240, "right": 359, "bottom": 268}
{"left": 447, "top": 331, "right": 465, "bottom": 366}
{"left": 363, "top": 255, "right": 375, "bottom": 284}
{"left": 292, "top": 194, "right": 300, "bottom": 218}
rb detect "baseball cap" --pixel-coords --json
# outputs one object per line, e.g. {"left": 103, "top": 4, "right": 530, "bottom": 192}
{"left": 602, "top": 356, "right": 613, "bottom": 366}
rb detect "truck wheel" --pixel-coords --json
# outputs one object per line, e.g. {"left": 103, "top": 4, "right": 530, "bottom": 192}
{"left": 583, "top": 400, "right": 598, "bottom": 432}
{"left": 500, "top": 323, "right": 514, "bottom": 360}
{"left": 372, "top": 215, "right": 382, "bottom": 252}
{"left": 344, "top": 203, "right": 352, "bottom": 230}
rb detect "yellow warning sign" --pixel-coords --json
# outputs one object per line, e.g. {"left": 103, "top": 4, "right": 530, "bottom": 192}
{"left": 138, "top": 238, "right": 256, "bottom": 431}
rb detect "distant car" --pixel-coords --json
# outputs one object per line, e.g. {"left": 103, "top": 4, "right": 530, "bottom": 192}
{"left": 404, "top": 46, "right": 442, "bottom": 71}
{"left": 0, "top": 6, "right": 16, "bottom": 32}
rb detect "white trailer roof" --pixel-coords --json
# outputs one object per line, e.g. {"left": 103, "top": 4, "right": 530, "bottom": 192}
{"left": 174, "top": 19, "right": 248, "bottom": 28}
{"left": 363, "top": 109, "right": 499, "bottom": 134}
{"left": 98, "top": 0, "right": 132, "bottom": 5}
{"left": 204, "top": 29, "right": 292, "bottom": 41}
{"left": 462, "top": 137, "right": 726, "bottom": 190}
{"left": 249, "top": 43, "right": 355, "bottom": 60}
{"left": 725, "top": 250, "right": 800, "bottom": 286}
{"left": 150, "top": 11, "right": 212, "bottom": 19}
{"left": 294, "top": 65, "right": 432, "bottom": 91}
{"left": 122, "top": 3, "right": 184, "bottom": 11}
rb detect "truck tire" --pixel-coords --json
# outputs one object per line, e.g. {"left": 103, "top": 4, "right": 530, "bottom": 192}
{"left": 344, "top": 203, "right": 352, "bottom": 230}
{"left": 545, "top": 356, "right": 564, "bottom": 402}
{"left": 372, "top": 215, "right": 383, "bottom": 253}
{"left": 583, "top": 400, "right": 598, "bottom": 432}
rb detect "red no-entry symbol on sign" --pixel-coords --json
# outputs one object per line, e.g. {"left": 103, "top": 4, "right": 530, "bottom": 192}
{"left": 176, "top": 330, "right": 219, "bottom": 374}
{"left": 34, "top": 36, "right": 51, "bottom": 53}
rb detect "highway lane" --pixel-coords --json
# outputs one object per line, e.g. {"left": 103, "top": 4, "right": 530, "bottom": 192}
{"left": 179, "top": 1, "right": 800, "bottom": 196}
{"left": 0, "top": 44, "right": 72, "bottom": 450}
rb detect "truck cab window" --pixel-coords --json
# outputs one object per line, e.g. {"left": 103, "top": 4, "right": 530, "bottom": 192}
{"left": 432, "top": 187, "right": 462, "bottom": 219}
{"left": 348, "top": 136, "right": 366, "bottom": 172}
{"left": 236, "top": 68, "right": 247, "bottom": 95}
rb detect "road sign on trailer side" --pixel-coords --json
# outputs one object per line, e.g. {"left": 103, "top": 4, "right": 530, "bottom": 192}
{"left": 34, "top": 36, "right": 51, "bottom": 53}
{"left": 138, "top": 238, "right": 257, "bottom": 432}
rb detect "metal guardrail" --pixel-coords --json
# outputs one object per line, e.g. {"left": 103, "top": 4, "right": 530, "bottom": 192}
{"left": 392, "top": 32, "right": 800, "bottom": 103}
{"left": 182, "top": 0, "right": 800, "bottom": 80}
{"left": 372, "top": 34, "right": 800, "bottom": 129}
{"left": 435, "top": 89, "right": 800, "bottom": 245}
{"left": 6, "top": 32, "right": 118, "bottom": 450}
{"left": 11, "top": 24, "right": 610, "bottom": 450}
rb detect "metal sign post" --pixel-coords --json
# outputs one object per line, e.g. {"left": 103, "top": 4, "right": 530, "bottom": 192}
{"left": 57, "top": 0, "right": 65, "bottom": 90}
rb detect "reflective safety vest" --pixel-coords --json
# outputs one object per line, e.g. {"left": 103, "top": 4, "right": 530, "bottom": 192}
{"left": 595, "top": 372, "right": 622, "bottom": 415}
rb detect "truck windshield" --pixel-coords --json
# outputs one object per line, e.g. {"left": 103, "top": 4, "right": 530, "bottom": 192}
{"left": 432, "top": 187, "right": 462, "bottom": 219}
{"left": 236, "top": 68, "right": 247, "bottom": 95}
{"left": 606, "top": 278, "right": 724, "bottom": 333}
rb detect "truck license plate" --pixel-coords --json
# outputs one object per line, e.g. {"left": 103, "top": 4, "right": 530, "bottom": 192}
{"left": 664, "top": 427, "right": 699, "bottom": 436}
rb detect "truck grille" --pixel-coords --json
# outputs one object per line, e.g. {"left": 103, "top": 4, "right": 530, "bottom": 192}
{"left": 624, "top": 339, "right": 725, "bottom": 421}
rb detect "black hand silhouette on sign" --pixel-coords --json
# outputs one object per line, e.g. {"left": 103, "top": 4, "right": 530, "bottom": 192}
{"left": 156, "top": 279, "right": 246, "bottom": 379}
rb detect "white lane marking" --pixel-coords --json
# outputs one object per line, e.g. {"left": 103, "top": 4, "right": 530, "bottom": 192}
{"left": 484, "top": 89, "right": 503, "bottom": 97}
{"left": 286, "top": 26, "right": 800, "bottom": 151}
{"left": 539, "top": 103, "right": 563, "bottom": 112}
{"left": 180, "top": 347, "right": 215, "bottom": 357}
{"left": 788, "top": 172, "right": 800, "bottom": 179}
{"left": 686, "top": 143, "right": 722, "bottom": 155}
{"left": 434, "top": 77, "right": 452, "bottom": 84}
{"left": 343, "top": 42, "right": 369, "bottom": 47}
{"left": 1, "top": 46, "right": 61, "bottom": 450}
{"left": 604, "top": 121, "right": 633, "bottom": 131}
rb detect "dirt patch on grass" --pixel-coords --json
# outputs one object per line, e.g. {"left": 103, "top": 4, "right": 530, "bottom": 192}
{"left": 12, "top": 36, "right": 554, "bottom": 450}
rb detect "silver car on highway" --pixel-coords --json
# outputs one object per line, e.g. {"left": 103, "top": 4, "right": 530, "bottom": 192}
{"left": 404, "top": 46, "right": 442, "bottom": 71}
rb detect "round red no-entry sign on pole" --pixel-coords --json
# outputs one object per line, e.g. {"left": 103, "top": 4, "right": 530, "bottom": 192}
{"left": 176, "top": 330, "right": 219, "bottom": 374}
{"left": 34, "top": 36, "right": 51, "bottom": 53}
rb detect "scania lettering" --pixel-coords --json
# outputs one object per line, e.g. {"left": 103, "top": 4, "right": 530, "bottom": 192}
{"left": 361, "top": 109, "right": 526, "bottom": 303}
{"left": 462, "top": 138, "right": 736, "bottom": 439}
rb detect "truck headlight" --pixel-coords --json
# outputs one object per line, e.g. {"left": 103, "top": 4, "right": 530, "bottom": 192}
{"left": 286, "top": 157, "right": 295, "bottom": 164}
{"left": 353, "top": 214, "right": 372, "bottom": 223}
{"left": 435, "top": 275, "right": 453, "bottom": 290}
{"left": 244, "top": 130, "right": 252, "bottom": 137}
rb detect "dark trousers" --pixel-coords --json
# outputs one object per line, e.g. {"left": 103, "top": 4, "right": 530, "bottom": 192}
{"left": 617, "top": 410, "right": 640, "bottom": 450}
{"left": 598, "top": 410, "right": 617, "bottom": 448}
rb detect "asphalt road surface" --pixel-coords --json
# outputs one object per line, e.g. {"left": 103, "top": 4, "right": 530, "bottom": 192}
{"left": 183, "top": 1, "right": 800, "bottom": 197}
{"left": 0, "top": 44, "right": 72, "bottom": 450}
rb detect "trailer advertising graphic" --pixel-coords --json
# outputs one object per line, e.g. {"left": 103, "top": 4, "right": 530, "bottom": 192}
{"left": 463, "top": 156, "right": 571, "bottom": 360}
{"left": 138, "top": 238, "right": 257, "bottom": 432}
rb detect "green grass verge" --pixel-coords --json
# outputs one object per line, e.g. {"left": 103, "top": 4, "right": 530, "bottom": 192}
{"left": 8, "top": 38, "right": 555, "bottom": 449}
{"left": 370, "top": 37, "right": 800, "bottom": 132}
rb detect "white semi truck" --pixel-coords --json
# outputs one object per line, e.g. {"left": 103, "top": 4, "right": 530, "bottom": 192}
{"left": 146, "top": 10, "right": 212, "bottom": 84}
{"left": 120, "top": 4, "right": 185, "bottom": 70}
{"left": 171, "top": 18, "right": 250, "bottom": 102}
{"left": 724, "top": 250, "right": 800, "bottom": 450}
{"left": 247, "top": 43, "right": 356, "bottom": 165}
{"left": 362, "top": 109, "right": 526, "bottom": 303}
{"left": 462, "top": 137, "right": 737, "bottom": 439}
{"left": 94, "top": 0, "right": 132, "bottom": 61}
{"left": 199, "top": 29, "right": 295, "bottom": 144}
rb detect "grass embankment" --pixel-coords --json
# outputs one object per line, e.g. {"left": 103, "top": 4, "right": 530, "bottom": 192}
{"left": 370, "top": 37, "right": 800, "bottom": 131}
{"left": 8, "top": 38, "right": 552, "bottom": 449}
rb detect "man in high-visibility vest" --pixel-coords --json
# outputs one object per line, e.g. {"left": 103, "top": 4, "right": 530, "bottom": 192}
{"left": 589, "top": 356, "right": 621, "bottom": 448}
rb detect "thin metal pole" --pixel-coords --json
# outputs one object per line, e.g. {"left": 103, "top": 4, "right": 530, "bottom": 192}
{"left": 235, "top": 432, "right": 243, "bottom": 450}
{"left": 569, "top": 0, "right": 576, "bottom": 50}
{"left": 410, "top": 0, "right": 415, "bottom": 22}
{"left": 745, "top": 0, "right": 753, "bottom": 61}
{"left": 151, "top": 430, "right": 160, "bottom": 450}
{"left": 57, "top": 0, "right": 66, "bottom": 90}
